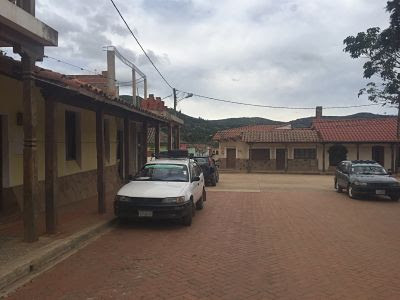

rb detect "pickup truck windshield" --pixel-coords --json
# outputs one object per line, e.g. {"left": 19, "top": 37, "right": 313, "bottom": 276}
{"left": 351, "top": 165, "right": 387, "bottom": 175}
{"left": 134, "top": 164, "right": 189, "bottom": 182}
{"left": 194, "top": 158, "right": 208, "bottom": 164}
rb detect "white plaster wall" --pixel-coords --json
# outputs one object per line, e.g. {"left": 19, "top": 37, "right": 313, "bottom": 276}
{"left": 319, "top": 143, "right": 395, "bottom": 171}
{"left": 219, "top": 141, "right": 248, "bottom": 159}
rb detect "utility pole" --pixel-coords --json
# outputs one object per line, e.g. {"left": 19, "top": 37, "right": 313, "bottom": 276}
{"left": 173, "top": 88, "right": 177, "bottom": 111}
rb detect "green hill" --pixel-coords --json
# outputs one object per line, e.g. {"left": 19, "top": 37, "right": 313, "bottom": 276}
{"left": 173, "top": 111, "right": 282, "bottom": 144}
{"left": 119, "top": 95, "right": 394, "bottom": 144}
{"left": 177, "top": 111, "right": 394, "bottom": 144}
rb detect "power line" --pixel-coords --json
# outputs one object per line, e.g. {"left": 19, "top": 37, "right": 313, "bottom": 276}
{"left": 43, "top": 55, "right": 100, "bottom": 75}
{"left": 109, "top": 0, "right": 173, "bottom": 89}
{"left": 118, "top": 79, "right": 145, "bottom": 87}
{"left": 162, "top": 94, "right": 172, "bottom": 100}
{"left": 43, "top": 55, "right": 140, "bottom": 86}
{"left": 176, "top": 89, "right": 381, "bottom": 110}
{"left": 38, "top": 54, "right": 387, "bottom": 112}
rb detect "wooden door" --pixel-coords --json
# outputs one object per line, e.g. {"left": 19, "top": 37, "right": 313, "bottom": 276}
{"left": 276, "top": 148, "right": 286, "bottom": 170}
{"left": 226, "top": 148, "right": 236, "bottom": 169}
{"left": 372, "top": 146, "right": 385, "bottom": 166}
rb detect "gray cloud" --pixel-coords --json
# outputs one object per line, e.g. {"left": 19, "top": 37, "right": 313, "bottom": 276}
{"left": 27, "top": 0, "right": 398, "bottom": 121}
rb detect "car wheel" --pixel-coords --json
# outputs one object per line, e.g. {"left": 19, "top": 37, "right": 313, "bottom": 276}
{"left": 348, "top": 185, "right": 356, "bottom": 199}
{"left": 196, "top": 195, "right": 204, "bottom": 210}
{"left": 196, "top": 189, "right": 206, "bottom": 209}
{"left": 390, "top": 195, "right": 400, "bottom": 201}
{"left": 334, "top": 180, "right": 343, "bottom": 193}
{"left": 182, "top": 200, "right": 194, "bottom": 226}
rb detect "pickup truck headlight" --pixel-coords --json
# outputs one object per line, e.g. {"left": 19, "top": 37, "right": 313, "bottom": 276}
{"left": 391, "top": 182, "right": 400, "bottom": 186}
{"left": 116, "top": 195, "right": 130, "bottom": 202}
{"left": 353, "top": 181, "right": 367, "bottom": 186}
{"left": 162, "top": 196, "right": 185, "bottom": 204}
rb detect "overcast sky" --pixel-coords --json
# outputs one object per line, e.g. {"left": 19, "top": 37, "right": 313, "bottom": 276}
{"left": 6, "top": 0, "right": 398, "bottom": 121}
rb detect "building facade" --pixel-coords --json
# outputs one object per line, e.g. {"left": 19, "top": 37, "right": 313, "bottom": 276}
{"left": 0, "top": 55, "right": 182, "bottom": 241}
{"left": 214, "top": 114, "right": 399, "bottom": 173}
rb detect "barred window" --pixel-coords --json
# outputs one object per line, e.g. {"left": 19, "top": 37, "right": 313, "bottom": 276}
{"left": 250, "top": 149, "right": 270, "bottom": 161}
{"left": 294, "top": 148, "right": 316, "bottom": 159}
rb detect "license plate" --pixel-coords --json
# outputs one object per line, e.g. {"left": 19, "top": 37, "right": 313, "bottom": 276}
{"left": 376, "top": 190, "right": 386, "bottom": 195}
{"left": 138, "top": 210, "right": 153, "bottom": 217}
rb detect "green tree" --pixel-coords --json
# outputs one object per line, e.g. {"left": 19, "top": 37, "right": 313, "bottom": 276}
{"left": 343, "top": 0, "right": 400, "bottom": 106}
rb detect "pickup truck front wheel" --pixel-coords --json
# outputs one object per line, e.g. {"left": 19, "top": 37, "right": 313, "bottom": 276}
{"left": 334, "top": 180, "right": 343, "bottom": 193}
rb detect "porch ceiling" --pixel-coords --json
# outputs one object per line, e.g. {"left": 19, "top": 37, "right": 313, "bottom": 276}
{"left": 0, "top": 0, "right": 58, "bottom": 48}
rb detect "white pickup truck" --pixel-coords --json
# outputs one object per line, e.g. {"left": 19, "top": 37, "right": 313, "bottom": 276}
{"left": 114, "top": 158, "right": 206, "bottom": 226}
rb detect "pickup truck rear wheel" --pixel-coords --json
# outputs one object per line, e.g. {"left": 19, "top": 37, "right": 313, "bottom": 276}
{"left": 211, "top": 174, "right": 217, "bottom": 186}
{"left": 390, "top": 195, "right": 400, "bottom": 201}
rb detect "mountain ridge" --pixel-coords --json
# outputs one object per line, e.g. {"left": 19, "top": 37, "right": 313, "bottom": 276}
{"left": 175, "top": 111, "right": 395, "bottom": 144}
{"left": 119, "top": 95, "right": 394, "bottom": 144}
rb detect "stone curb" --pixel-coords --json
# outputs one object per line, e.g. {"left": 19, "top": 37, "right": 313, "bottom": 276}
{"left": 0, "top": 218, "right": 117, "bottom": 296}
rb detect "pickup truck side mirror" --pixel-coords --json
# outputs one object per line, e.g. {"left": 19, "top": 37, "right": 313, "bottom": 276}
{"left": 388, "top": 169, "right": 393, "bottom": 175}
{"left": 192, "top": 176, "right": 200, "bottom": 182}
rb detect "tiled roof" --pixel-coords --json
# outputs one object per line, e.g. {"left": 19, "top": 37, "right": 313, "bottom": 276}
{"left": 313, "top": 117, "right": 399, "bottom": 142}
{"left": 213, "top": 125, "right": 282, "bottom": 141}
{"left": 0, "top": 55, "right": 176, "bottom": 124}
{"left": 242, "top": 129, "right": 320, "bottom": 143}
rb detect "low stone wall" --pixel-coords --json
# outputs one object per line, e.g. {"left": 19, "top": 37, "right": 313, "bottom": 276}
{"left": 2, "top": 165, "right": 123, "bottom": 213}
{"left": 287, "top": 159, "right": 318, "bottom": 172}
{"left": 249, "top": 160, "right": 276, "bottom": 171}
{"left": 219, "top": 158, "right": 320, "bottom": 173}
{"left": 218, "top": 158, "right": 248, "bottom": 172}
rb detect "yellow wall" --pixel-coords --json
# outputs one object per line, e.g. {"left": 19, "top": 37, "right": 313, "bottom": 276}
{"left": 0, "top": 73, "right": 118, "bottom": 188}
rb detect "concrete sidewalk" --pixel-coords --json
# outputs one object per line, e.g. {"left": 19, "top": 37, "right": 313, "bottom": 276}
{"left": 0, "top": 192, "right": 118, "bottom": 296}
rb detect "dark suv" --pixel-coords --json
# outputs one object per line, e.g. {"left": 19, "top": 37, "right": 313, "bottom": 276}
{"left": 334, "top": 160, "right": 400, "bottom": 201}
{"left": 193, "top": 156, "right": 219, "bottom": 186}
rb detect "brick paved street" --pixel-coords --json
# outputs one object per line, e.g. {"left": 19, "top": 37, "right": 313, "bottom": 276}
{"left": 7, "top": 174, "right": 400, "bottom": 299}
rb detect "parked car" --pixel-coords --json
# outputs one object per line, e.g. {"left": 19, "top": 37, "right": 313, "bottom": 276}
{"left": 334, "top": 160, "right": 400, "bottom": 201}
{"left": 193, "top": 156, "right": 219, "bottom": 186}
{"left": 114, "top": 158, "right": 206, "bottom": 226}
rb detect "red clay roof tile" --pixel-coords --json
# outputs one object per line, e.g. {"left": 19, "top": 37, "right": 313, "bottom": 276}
{"left": 242, "top": 129, "right": 320, "bottom": 143}
{"left": 213, "top": 125, "right": 282, "bottom": 141}
{"left": 313, "top": 118, "right": 399, "bottom": 142}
